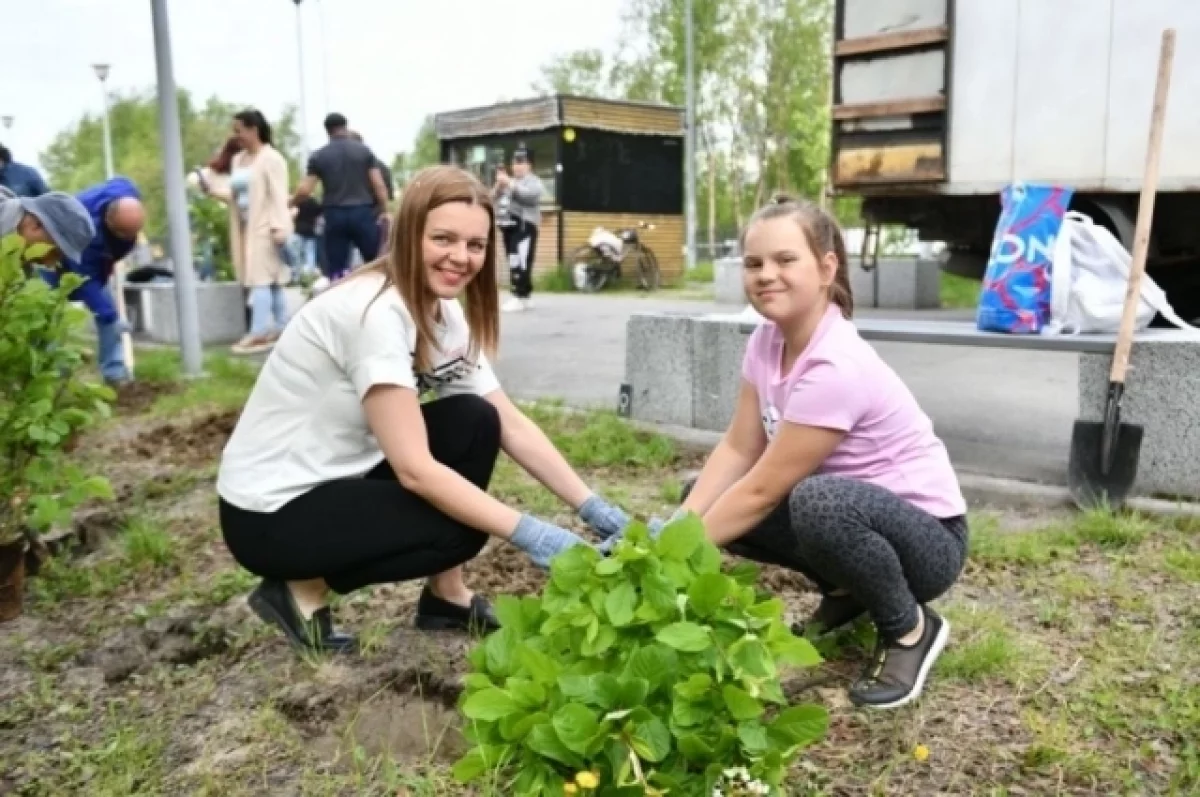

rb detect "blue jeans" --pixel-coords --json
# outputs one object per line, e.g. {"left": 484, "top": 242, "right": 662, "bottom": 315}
{"left": 95, "top": 311, "right": 129, "bottom": 383}
{"left": 249, "top": 284, "right": 288, "bottom": 337}
{"left": 323, "top": 205, "right": 380, "bottom": 280}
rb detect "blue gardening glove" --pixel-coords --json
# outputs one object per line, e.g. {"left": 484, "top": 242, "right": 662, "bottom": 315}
{"left": 578, "top": 494, "right": 631, "bottom": 540}
{"left": 510, "top": 515, "right": 587, "bottom": 569}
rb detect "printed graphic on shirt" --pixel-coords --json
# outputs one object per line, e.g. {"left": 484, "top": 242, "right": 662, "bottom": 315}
{"left": 762, "top": 404, "right": 780, "bottom": 440}
{"left": 413, "top": 346, "right": 481, "bottom": 392}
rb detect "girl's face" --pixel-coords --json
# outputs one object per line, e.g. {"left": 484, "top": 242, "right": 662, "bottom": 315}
{"left": 422, "top": 201, "right": 490, "bottom": 299}
{"left": 741, "top": 216, "right": 836, "bottom": 325}
{"left": 232, "top": 119, "right": 258, "bottom": 149}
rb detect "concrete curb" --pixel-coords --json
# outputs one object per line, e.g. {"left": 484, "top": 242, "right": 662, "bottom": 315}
{"left": 633, "top": 418, "right": 1200, "bottom": 519}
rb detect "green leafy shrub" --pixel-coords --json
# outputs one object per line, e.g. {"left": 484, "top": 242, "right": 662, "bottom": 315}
{"left": 0, "top": 234, "right": 114, "bottom": 548}
{"left": 454, "top": 518, "right": 829, "bottom": 796}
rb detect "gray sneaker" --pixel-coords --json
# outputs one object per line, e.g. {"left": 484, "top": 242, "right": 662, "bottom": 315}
{"left": 848, "top": 606, "right": 949, "bottom": 710}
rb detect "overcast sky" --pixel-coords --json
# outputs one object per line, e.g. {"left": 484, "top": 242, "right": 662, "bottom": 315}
{"left": 3, "top": 0, "right": 626, "bottom": 173}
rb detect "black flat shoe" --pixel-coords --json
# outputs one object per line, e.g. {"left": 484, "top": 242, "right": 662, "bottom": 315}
{"left": 848, "top": 606, "right": 950, "bottom": 710}
{"left": 791, "top": 592, "right": 867, "bottom": 636}
{"left": 414, "top": 586, "right": 500, "bottom": 635}
{"left": 248, "top": 579, "right": 358, "bottom": 655}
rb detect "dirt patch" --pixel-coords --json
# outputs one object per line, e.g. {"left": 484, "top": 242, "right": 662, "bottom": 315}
{"left": 112, "top": 380, "right": 180, "bottom": 414}
{"left": 314, "top": 691, "right": 466, "bottom": 764}
{"left": 126, "top": 409, "right": 240, "bottom": 470}
{"left": 76, "top": 609, "right": 232, "bottom": 684}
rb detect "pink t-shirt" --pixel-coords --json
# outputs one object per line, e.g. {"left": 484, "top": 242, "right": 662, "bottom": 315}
{"left": 741, "top": 305, "right": 966, "bottom": 518}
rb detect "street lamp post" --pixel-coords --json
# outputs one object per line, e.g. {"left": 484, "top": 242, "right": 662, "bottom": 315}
{"left": 149, "top": 0, "right": 204, "bottom": 378}
{"left": 1, "top": 116, "right": 12, "bottom": 131}
{"left": 684, "top": 0, "right": 697, "bottom": 271}
{"left": 92, "top": 64, "right": 115, "bottom": 179}
{"left": 292, "top": 0, "right": 311, "bottom": 163}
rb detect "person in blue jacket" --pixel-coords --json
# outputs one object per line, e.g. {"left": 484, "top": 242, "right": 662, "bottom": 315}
{"left": 41, "top": 176, "right": 146, "bottom": 384}
{"left": 0, "top": 144, "right": 50, "bottom": 198}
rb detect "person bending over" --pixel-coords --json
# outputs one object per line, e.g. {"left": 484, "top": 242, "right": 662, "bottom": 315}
{"left": 216, "top": 165, "right": 630, "bottom": 654}
{"left": 615, "top": 196, "right": 969, "bottom": 710}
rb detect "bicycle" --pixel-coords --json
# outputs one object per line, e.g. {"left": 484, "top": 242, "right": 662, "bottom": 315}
{"left": 567, "top": 222, "right": 661, "bottom": 292}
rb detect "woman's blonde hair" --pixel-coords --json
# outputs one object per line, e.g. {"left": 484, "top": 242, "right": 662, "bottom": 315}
{"left": 740, "top": 193, "right": 854, "bottom": 319}
{"left": 358, "top": 164, "right": 500, "bottom": 371}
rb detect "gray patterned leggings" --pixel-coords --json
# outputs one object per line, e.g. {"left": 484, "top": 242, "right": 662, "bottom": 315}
{"left": 689, "top": 474, "right": 968, "bottom": 639}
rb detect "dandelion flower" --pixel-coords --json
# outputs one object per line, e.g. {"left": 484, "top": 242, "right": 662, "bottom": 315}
{"left": 575, "top": 771, "right": 600, "bottom": 790}
{"left": 563, "top": 784, "right": 578, "bottom": 795}
{"left": 914, "top": 744, "right": 930, "bottom": 762}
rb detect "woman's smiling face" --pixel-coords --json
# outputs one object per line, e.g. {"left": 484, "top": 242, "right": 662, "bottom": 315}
{"left": 422, "top": 201, "right": 491, "bottom": 299}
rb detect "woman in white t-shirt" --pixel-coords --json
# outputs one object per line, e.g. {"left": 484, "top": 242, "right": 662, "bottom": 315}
{"left": 216, "top": 165, "right": 631, "bottom": 654}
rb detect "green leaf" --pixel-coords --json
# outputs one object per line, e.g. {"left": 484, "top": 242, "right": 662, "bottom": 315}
{"left": 595, "top": 557, "right": 623, "bottom": 576}
{"left": 461, "top": 688, "right": 519, "bottom": 722}
{"left": 640, "top": 571, "right": 676, "bottom": 613}
{"left": 737, "top": 721, "right": 770, "bottom": 754}
{"left": 451, "top": 744, "right": 508, "bottom": 782}
{"left": 629, "top": 716, "right": 672, "bottom": 762}
{"left": 499, "top": 710, "right": 544, "bottom": 742}
{"left": 492, "top": 595, "right": 526, "bottom": 631}
{"left": 662, "top": 560, "right": 693, "bottom": 589}
{"left": 517, "top": 646, "right": 561, "bottom": 684}
{"left": 727, "top": 560, "right": 761, "bottom": 585}
{"left": 671, "top": 697, "right": 713, "bottom": 728}
{"left": 686, "top": 573, "right": 730, "bottom": 618}
{"left": 746, "top": 597, "right": 786, "bottom": 620}
{"left": 525, "top": 723, "right": 582, "bottom": 768}
{"left": 463, "top": 673, "right": 493, "bottom": 691}
{"left": 721, "top": 684, "right": 764, "bottom": 721}
{"left": 507, "top": 678, "right": 546, "bottom": 708}
{"left": 623, "top": 645, "right": 677, "bottom": 692}
{"left": 550, "top": 544, "right": 596, "bottom": 589}
{"left": 728, "top": 636, "right": 776, "bottom": 679}
{"left": 770, "top": 634, "right": 823, "bottom": 668}
{"left": 617, "top": 676, "right": 649, "bottom": 707}
{"left": 589, "top": 673, "right": 622, "bottom": 709}
{"left": 673, "top": 673, "right": 712, "bottom": 702}
{"left": 689, "top": 540, "right": 723, "bottom": 574}
{"left": 676, "top": 732, "right": 715, "bottom": 760}
{"left": 769, "top": 704, "right": 830, "bottom": 747}
{"left": 551, "top": 703, "right": 599, "bottom": 755}
{"left": 604, "top": 581, "right": 637, "bottom": 627}
{"left": 484, "top": 628, "right": 518, "bottom": 678}
{"left": 655, "top": 514, "right": 705, "bottom": 560}
{"left": 580, "top": 624, "right": 618, "bottom": 657}
{"left": 656, "top": 622, "right": 711, "bottom": 652}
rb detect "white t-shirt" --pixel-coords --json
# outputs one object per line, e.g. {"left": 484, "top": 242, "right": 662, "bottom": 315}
{"left": 217, "top": 272, "right": 500, "bottom": 512}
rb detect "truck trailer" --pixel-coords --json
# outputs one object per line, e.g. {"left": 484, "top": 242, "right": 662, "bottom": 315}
{"left": 830, "top": 0, "right": 1200, "bottom": 317}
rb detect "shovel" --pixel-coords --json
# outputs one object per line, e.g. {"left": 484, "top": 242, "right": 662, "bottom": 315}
{"left": 1068, "top": 28, "right": 1175, "bottom": 510}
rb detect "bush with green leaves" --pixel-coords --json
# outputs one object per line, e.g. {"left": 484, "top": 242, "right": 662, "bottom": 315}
{"left": 0, "top": 234, "right": 113, "bottom": 548}
{"left": 454, "top": 517, "right": 829, "bottom": 796}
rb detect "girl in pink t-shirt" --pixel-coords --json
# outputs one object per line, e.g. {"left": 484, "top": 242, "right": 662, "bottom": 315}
{"left": 675, "top": 196, "right": 968, "bottom": 710}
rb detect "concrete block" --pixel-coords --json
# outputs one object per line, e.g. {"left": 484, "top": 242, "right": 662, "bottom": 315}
{"left": 1078, "top": 341, "right": 1200, "bottom": 499}
{"left": 713, "top": 257, "right": 746, "bottom": 306}
{"left": 851, "top": 257, "right": 941, "bottom": 310}
{"left": 626, "top": 313, "right": 696, "bottom": 427}
{"left": 691, "top": 316, "right": 756, "bottom": 431}
{"left": 124, "top": 282, "right": 247, "bottom": 345}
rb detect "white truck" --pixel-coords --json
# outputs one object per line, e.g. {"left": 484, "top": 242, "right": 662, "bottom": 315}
{"left": 830, "top": 0, "right": 1200, "bottom": 318}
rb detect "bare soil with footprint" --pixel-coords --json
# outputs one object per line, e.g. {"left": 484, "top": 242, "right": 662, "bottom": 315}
{"left": 1, "top": 392, "right": 1197, "bottom": 796}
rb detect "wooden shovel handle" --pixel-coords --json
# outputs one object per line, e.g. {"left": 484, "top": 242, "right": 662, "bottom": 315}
{"left": 1111, "top": 28, "right": 1175, "bottom": 384}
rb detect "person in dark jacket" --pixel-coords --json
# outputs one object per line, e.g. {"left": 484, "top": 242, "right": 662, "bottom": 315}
{"left": 39, "top": 176, "right": 145, "bottom": 384}
{"left": 0, "top": 144, "right": 50, "bottom": 198}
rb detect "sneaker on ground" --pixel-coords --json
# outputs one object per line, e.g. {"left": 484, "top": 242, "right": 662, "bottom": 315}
{"left": 230, "top": 334, "right": 275, "bottom": 356}
{"left": 502, "top": 296, "right": 525, "bottom": 312}
{"left": 848, "top": 605, "right": 950, "bottom": 710}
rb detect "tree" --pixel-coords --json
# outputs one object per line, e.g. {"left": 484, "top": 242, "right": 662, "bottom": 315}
{"left": 531, "top": 49, "right": 620, "bottom": 97}
{"left": 391, "top": 115, "right": 440, "bottom": 192}
{"left": 39, "top": 90, "right": 301, "bottom": 276}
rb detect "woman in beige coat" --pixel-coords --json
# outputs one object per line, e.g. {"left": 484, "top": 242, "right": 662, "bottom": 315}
{"left": 224, "top": 109, "right": 294, "bottom": 354}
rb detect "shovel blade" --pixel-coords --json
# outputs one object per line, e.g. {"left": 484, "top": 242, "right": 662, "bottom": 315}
{"left": 1068, "top": 419, "right": 1144, "bottom": 510}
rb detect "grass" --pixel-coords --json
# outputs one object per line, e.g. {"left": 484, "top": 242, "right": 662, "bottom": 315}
{"left": 5, "top": 359, "right": 1200, "bottom": 796}
{"left": 940, "top": 272, "right": 981, "bottom": 309}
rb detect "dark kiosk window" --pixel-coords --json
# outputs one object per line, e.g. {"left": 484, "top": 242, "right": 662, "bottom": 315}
{"left": 561, "top": 129, "right": 683, "bottom": 215}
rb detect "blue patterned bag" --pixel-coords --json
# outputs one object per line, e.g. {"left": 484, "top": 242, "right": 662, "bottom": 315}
{"left": 976, "top": 182, "right": 1074, "bottom": 334}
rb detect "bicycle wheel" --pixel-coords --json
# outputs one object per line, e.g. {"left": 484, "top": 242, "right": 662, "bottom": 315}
{"left": 634, "top": 243, "right": 661, "bottom": 291}
{"left": 567, "top": 245, "right": 609, "bottom": 292}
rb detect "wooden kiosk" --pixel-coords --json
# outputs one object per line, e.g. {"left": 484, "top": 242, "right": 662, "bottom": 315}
{"left": 434, "top": 95, "right": 686, "bottom": 284}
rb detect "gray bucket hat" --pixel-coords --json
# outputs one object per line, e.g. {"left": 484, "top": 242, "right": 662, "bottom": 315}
{"left": 19, "top": 191, "right": 96, "bottom": 262}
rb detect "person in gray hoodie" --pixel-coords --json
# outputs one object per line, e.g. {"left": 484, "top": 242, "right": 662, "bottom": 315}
{"left": 0, "top": 185, "right": 96, "bottom": 267}
{"left": 496, "top": 147, "right": 544, "bottom": 312}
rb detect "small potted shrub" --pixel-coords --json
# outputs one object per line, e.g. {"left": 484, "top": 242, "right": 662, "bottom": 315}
{"left": 454, "top": 517, "right": 830, "bottom": 796}
{"left": 0, "top": 233, "right": 113, "bottom": 621}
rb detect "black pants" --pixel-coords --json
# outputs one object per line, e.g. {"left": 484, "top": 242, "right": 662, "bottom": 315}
{"left": 686, "top": 475, "right": 968, "bottom": 640}
{"left": 501, "top": 221, "right": 537, "bottom": 299}
{"left": 219, "top": 394, "right": 500, "bottom": 594}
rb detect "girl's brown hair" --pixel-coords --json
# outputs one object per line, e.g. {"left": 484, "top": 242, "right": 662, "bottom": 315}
{"left": 740, "top": 193, "right": 854, "bottom": 319}
{"left": 359, "top": 164, "right": 500, "bottom": 372}
{"left": 207, "top": 136, "right": 243, "bottom": 174}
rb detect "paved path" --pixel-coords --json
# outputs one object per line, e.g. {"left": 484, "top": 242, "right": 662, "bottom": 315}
{"left": 494, "top": 293, "right": 1078, "bottom": 486}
